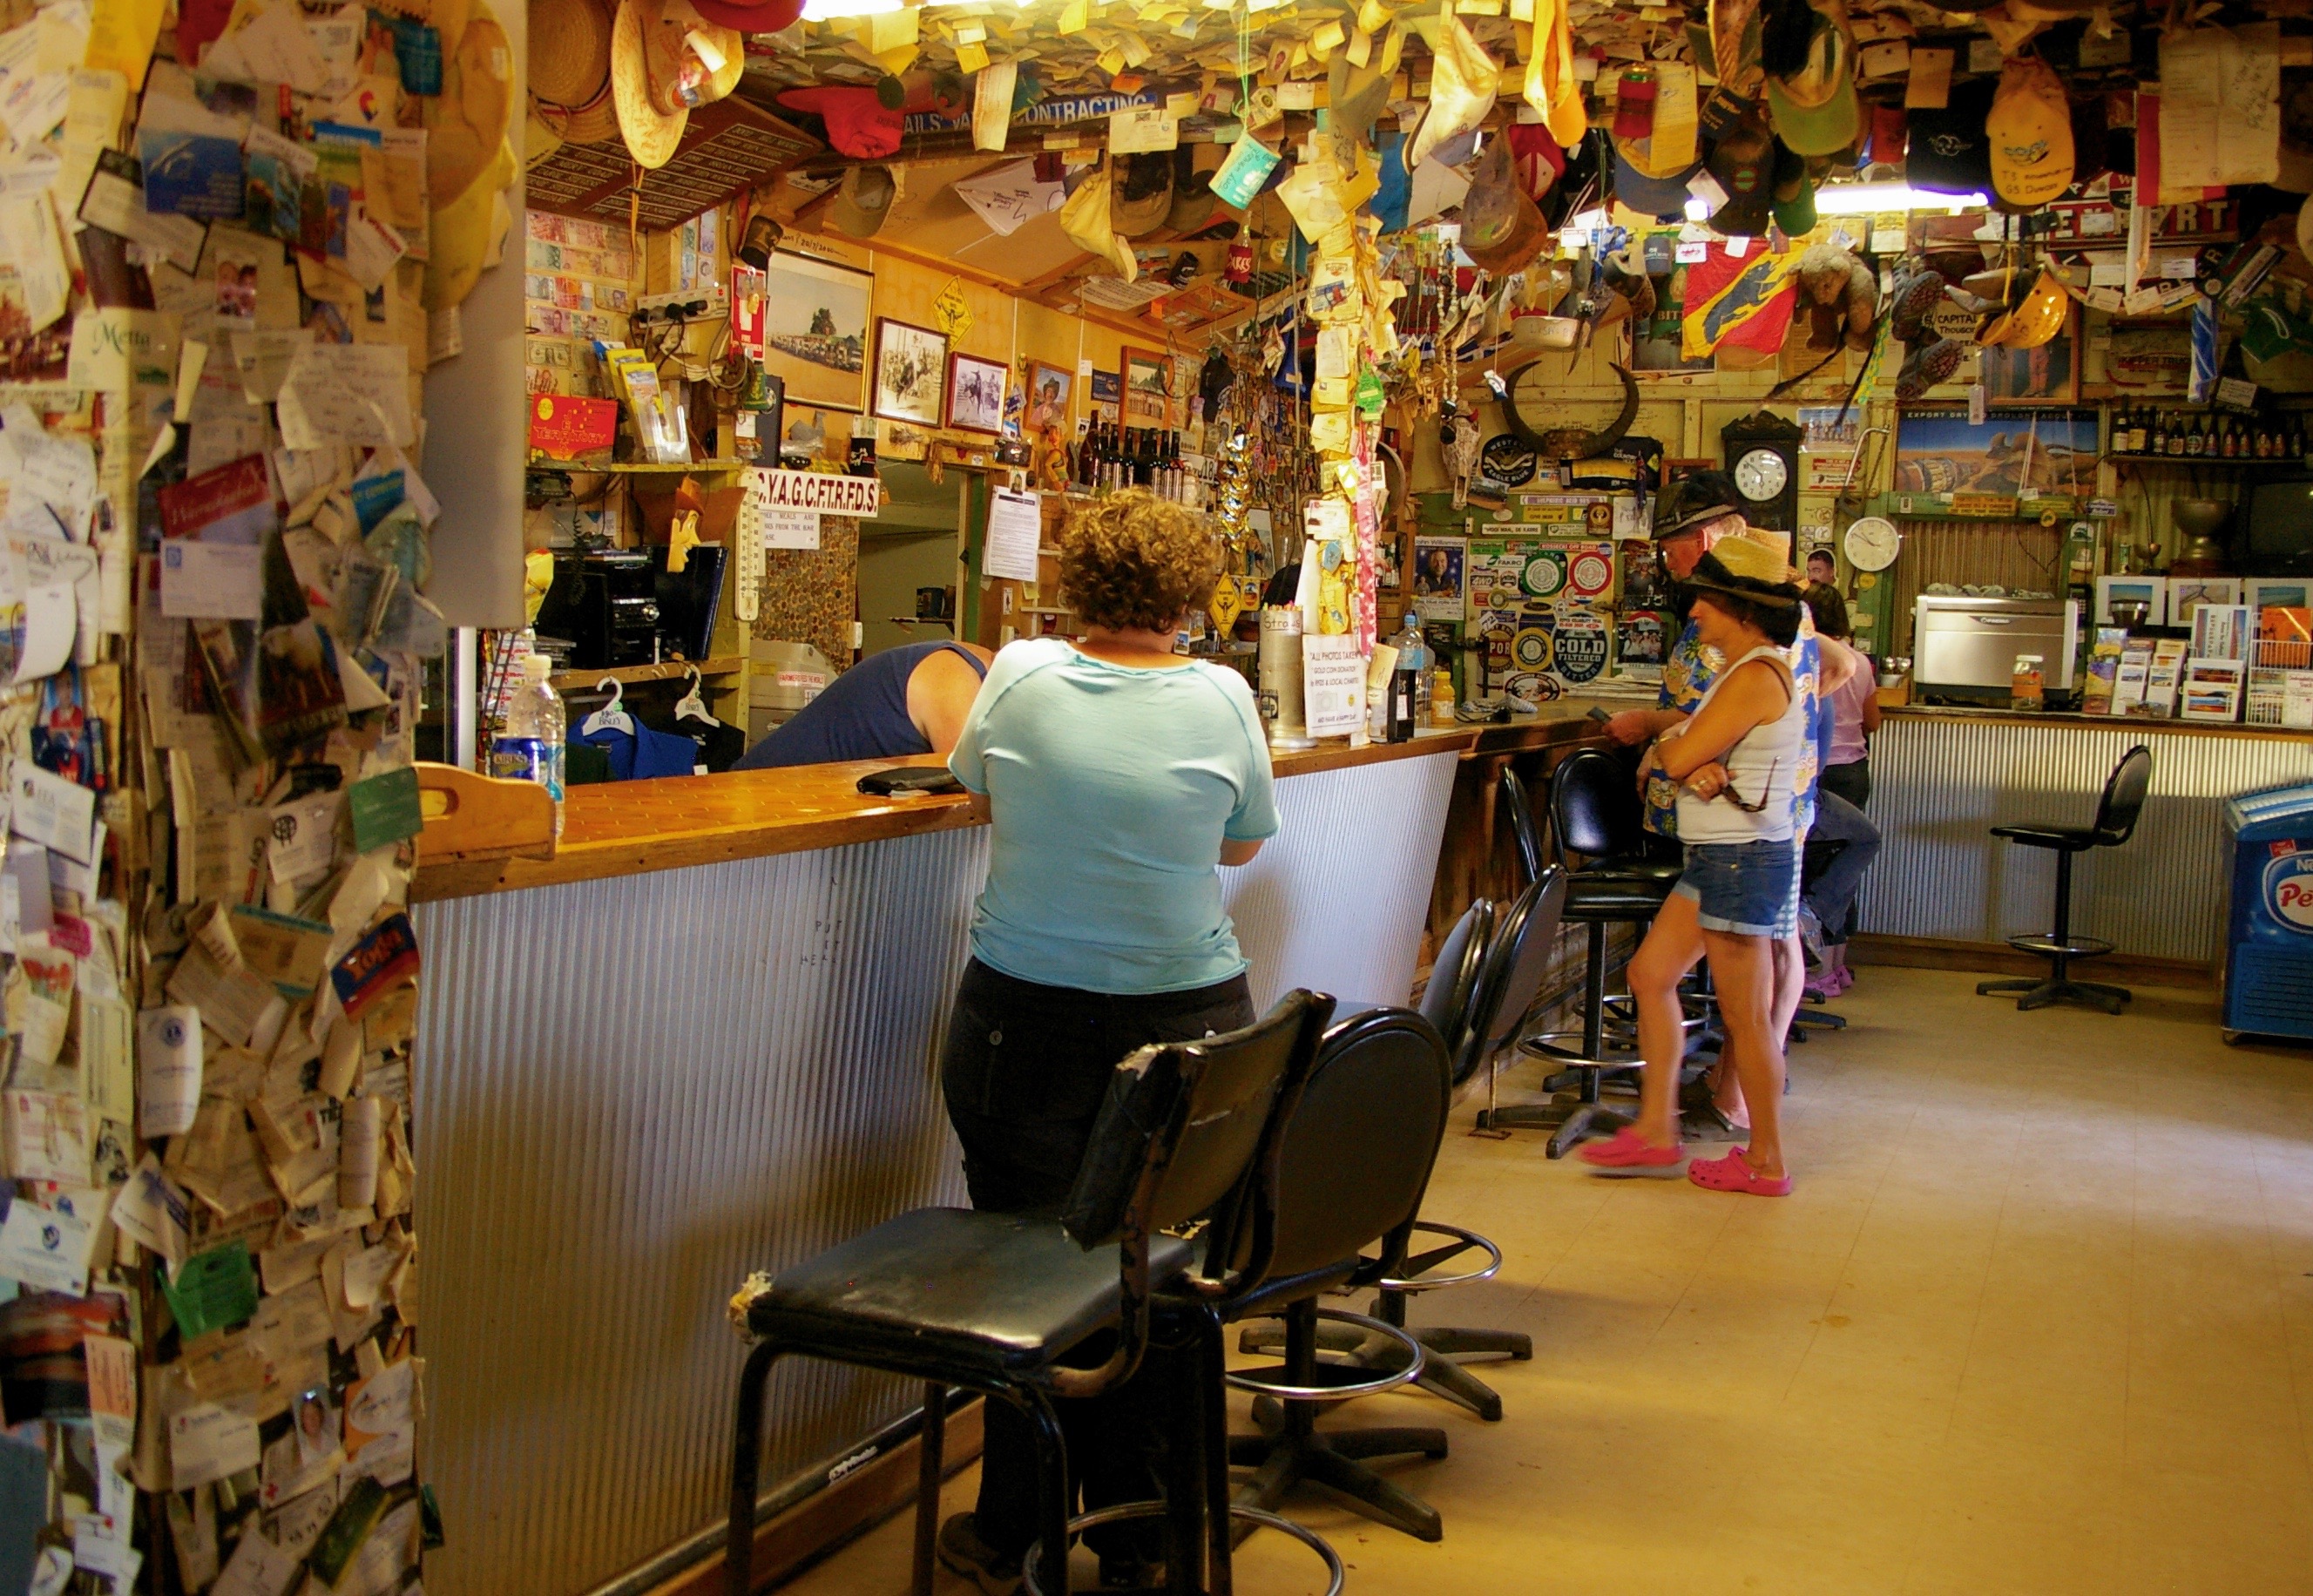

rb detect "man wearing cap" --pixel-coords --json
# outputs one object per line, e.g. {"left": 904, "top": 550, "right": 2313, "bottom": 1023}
{"left": 1603, "top": 470, "right": 1863, "bottom": 1122}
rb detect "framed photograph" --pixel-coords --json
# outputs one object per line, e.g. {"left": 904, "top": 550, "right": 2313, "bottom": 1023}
{"left": 1025, "top": 362, "right": 1073, "bottom": 433}
{"left": 945, "top": 352, "right": 1008, "bottom": 436}
{"left": 1120, "top": 345, "right": 1173, "bottom": 428}
{"left": 756, "top": 250, "right": 874, "bottom": 413}
{"left": 1980, "top": 308, "right": 2081, "bottom": 403}
{"left": 2094, "top": 574, "right": 2167, "bottom": 626}
{"left": 872, "top": 317, "right": 948, "bottom": 428}
{"left": 2167, "top": 576, "right": 2241, "bottom": 620}
{"left": 2247, "top": 578, "right": 2312, "bottom": 617}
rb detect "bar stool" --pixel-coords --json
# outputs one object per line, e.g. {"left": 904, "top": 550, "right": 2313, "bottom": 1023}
{"left": 720, "top": 991, "right": 1333, "bottom": 1596}
{"left": 1977, "top": 744, "right": 2153, "bottom": 1016}
{"left": 1221, "top": 1008, "right": 1458, "bottom": 1545}
{"left": 1482, "top": 752, "right": 1681, "bottom": 1152}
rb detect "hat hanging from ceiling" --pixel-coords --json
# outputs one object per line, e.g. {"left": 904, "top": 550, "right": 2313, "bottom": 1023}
{"left": 1905, "top": 78, "right": 1995, "bottom": 196}
{"left": 776, "top": 85, "right": 904, "bottom": 159}
{"left": 1111, "top": 151, "right": 1174, "bottom": 238}
{"left": 687, "top": 0, "right": 801, "bottom": 30}
{"left": 530, "top": 0, "right": 618, "bottom": 142}
{"left": 1708, "top": 0, "right": 1767, "bottom": 99}
{"left": 1987, "top": 56, "right": 2074, "bottom": 207}
{"left": 1611, "top": 142, "right": 1701, "bottom": 220}
{"left": 612, "top": 0, "right": 686, "bottom": 166}
{"left": 641, "top": 0, "right": 744, "bottom": 114}
{"left": 1058, "top": 159, "right": 1137, "bottom": 281}
{"left": 1460, "top": 136, "right": 1551, "bottom": 276}
{"left": 1706, "top": 109, "right": 1775, "bottom": 236}
{"left": 1166, "top": 146, "right": 1222, "bottom": 233}
{"left": 1764, "top": 10, "right": 1860, "bottom": 158}
{"left": 1505, "top": 123, "right": 1566, "bottom": 200}
{"left": 1328, "top": 29, "right": 1400, "bottom": 148}
{"left": 1770, "top": 137, "right": 1816, "bottom": 235}
{"left": 831, "top": 164, "right": 896, "bottom": 238}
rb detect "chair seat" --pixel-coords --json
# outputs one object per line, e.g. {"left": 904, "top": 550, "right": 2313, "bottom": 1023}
{"left": 1566, "top": 870, "right": 1675, "bottom": 919}
{"left": 1991, "top": 823, "right": 2098, "bottom": 850}
{"left": 744, "top": 1207, "right": 1196, "bottom": 1377}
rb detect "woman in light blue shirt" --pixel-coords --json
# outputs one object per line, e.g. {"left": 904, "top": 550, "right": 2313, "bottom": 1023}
{"left": 936, "top": 489, "right": 1278, "bottom": 1592}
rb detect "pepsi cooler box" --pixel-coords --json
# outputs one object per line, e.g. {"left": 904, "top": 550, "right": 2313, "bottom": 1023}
{"left": 2222, "top": 780, "right": 2313, "bottom": 1042}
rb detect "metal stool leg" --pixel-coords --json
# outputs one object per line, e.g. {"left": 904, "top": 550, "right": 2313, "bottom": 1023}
{"left": 724, "top": 1339, "right": 782, "bottom": 1596}
{"left": 911, "top": 1383, "right": 945, "bottom": 1596}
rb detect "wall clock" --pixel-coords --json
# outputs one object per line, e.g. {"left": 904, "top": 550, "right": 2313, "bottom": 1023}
{"left": 1719, "top": 411, "right": 1803, "bottom": 534}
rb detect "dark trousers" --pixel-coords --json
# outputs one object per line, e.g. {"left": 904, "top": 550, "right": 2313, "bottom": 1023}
{"left": 939, "top": 957, "right": 1256, "bottom": 1559}
{"left": 1818, "top": 757, "right": 1870, "bottom": 812}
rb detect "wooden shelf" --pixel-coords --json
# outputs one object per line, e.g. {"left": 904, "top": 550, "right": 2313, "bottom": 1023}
{"left": 2106, "top": 453, "right": 2312, "bottom": 470}
{"left": 550, "top": 656, "right": 745, "bottom": 691}
{"left": 530, "top": 460, "right": 747, "bottom": 475}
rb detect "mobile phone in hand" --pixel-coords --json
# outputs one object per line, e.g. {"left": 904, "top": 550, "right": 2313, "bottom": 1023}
{"left": 1586, "top": 705, "right": 1613, "bottom": 724}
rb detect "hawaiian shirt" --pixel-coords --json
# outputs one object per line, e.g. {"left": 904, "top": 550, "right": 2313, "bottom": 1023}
{"left": 1643, "top": 605, "right": 1821, "bottom": 840}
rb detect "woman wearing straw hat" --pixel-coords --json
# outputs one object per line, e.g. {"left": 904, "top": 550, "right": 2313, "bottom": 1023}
{"left": 1581, "top": 538, "right": 1813, "bottom": 1196}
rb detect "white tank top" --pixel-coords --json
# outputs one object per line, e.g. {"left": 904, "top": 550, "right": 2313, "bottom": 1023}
{"left": 1673, "top": 645, "right": 1802, "bottom": 845}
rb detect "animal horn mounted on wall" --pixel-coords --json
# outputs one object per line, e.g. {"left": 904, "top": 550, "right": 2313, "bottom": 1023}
{"left": 1509, "top": 361, "right": 1639, "bottom": 461}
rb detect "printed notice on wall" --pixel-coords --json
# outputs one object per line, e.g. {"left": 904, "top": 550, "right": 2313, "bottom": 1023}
{"left": 984, "top": 489, "right": 1042, "bottom": 582}
{"left": 1301, "top": 634, "right": 1366, "bottom": 738}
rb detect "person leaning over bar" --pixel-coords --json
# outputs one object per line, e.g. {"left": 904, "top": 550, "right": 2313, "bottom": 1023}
{"left": 934, "top": 488, "right": 1280, "bottom": 1593}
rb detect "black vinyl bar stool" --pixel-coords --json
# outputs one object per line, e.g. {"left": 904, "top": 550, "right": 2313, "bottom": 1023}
{"left": 1484, "top": 756, "right": 1681, "bottom": 1152}
{"left": 1221, "top": 1007, "right": 1457, "bottom": 1545}
{"left": 720, "top": 991, "right": 1333, "bottom": 1596}
{"left": 1977, "top": 744, "right": 2154, "bottom": 1017}
{"left": 1249, "top": 873, "right": 1566, "bottom": 1425}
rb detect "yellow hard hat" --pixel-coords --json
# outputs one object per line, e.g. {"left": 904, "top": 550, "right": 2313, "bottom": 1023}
{"left": 1978, "top": 267, "right": 2069, "bottom": 350}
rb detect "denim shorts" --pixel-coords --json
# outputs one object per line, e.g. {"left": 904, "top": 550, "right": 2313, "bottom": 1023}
{"left": 1674, "top": 839, "right": 1800, "bottom": 937}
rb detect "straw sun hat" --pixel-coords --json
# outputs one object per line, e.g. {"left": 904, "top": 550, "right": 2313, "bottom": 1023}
{"left": 612, "top": 0, "right": 745, "bottom": 167}
{"left": 531, "top": 0, "right": 619, "bottom": 144}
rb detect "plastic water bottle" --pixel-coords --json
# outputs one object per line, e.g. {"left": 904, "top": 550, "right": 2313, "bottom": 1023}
{"left": 491, "top": 653, "right": 566, "bottom": 837}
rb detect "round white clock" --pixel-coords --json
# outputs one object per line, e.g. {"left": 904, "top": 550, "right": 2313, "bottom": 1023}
{"left": 1843, "top": 515, "right": 1902, "bottom": 572}
{"left": 1734, "top": 447, "right": 1788, "bottom": 503}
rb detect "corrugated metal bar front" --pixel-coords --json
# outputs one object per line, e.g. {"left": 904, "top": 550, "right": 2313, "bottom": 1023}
{"left": 409, "top": 752, "right": 1465, "bottom": 1596}
{"left": 1223, "top": 749, "right": 1462, "bottom": 1011}
{"left": 411, "top": 826, "right": 985, "bottom": 1596}
{"left": 1870, "top": 717, "right": 2313, "bottom": 964}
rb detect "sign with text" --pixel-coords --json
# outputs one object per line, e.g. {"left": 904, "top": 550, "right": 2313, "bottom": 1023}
{"left": 747, "top": 468, "right": 880, "bottom": 517}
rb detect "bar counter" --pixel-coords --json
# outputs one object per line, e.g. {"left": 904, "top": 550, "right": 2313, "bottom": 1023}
{"left": 408, "top": 716, "right": 1591, "bottom": 1596}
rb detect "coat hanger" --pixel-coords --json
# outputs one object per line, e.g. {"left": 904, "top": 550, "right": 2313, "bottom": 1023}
{"left": 580, "top": 676, "right": 635, "bottom": 738}
{"left": 674, "top": 665, "right": 719, "bottom": 727}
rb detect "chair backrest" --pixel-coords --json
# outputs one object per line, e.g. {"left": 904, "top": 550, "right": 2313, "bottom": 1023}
{"left": 1221, "top": 1008, "right": 1452, "bottom": 1286}
{"left": 1501, "top": 768, "right": 1546, "bottom": 884}
{"left": 1551, "top": 747, "right": 1644, "bottom": 864}
{"left": 1060, "top": 989, "right": 1332, "bottom": 1251}
{"left": 2093, "top": 745, "right": 2154, "bottom": 847}
{"left": 1452, "top": 869, "right": 1568, "bottom": 1088}
{"left": 1420, "top": 898, "right": 1495, "bottom": 1060}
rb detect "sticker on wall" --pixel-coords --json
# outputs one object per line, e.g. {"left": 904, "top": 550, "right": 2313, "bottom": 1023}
{"left": 1551, "top": 609, "right": 1610, "bottom": 685}
{"left": 1512, "top": 619, "right": 1552, "bottom": 673}
{"left": 1564, "top": 543, "right": 1615, "bottom": 600}
{"left": 1518, "top": 548, "right": 1568, "bottom": 600}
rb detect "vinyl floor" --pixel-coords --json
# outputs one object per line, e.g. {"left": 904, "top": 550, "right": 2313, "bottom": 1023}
{"left": 774, "top": 967, "right": 2313, "bottom": 1595}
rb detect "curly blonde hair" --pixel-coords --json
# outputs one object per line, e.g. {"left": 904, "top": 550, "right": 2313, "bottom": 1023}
{"left": 1055, "top": 490, "right": 1221, "bottom": 632}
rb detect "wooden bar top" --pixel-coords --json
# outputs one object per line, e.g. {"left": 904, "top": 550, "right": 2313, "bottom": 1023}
{"left": 412, "top": 714, "right": 1599, "bottom": 903}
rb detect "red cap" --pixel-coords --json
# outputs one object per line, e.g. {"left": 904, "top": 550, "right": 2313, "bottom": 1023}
{"left": 689, "top": 0, "right": 803, "bottom": 30}
{"left": 777, "top": 85, "right": 904, "bottom": 159}
{"left": 1506, "top": 123, "right": 1567, "bottom": 200}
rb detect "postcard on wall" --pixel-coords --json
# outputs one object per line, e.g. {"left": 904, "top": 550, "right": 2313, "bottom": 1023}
{"left": 1410, "top": 534, "right": 1467, "bottom": 623}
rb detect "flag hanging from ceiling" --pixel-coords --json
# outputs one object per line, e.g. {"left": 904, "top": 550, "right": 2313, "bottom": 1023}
{"left": 1681, "top": 242, "right": 1803, "bottom": 360}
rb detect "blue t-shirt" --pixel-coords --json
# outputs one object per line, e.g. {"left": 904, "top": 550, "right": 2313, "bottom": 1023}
{"left": 948, "top": 638, "right": 1281, "bottom": 994}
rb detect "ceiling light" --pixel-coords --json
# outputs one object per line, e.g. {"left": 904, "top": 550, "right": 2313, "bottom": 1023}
{"left": 1810, "top": 182, "right": 1985, "bottom": 215}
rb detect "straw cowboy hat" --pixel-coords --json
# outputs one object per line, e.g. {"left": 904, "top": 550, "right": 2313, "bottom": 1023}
{"left": 613, "top": 0, "right": 743, "bottom": 167}
{"left": 531, "top": 0, "right": 620, "bottom": 145}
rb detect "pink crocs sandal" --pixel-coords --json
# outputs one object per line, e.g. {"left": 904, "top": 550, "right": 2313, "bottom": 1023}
{"left": 1577, "top": 1126, "right": 1687, "bottom": 1177}
{"left": 1687, "top": 1148, "right": 1792, "bottom": 1196}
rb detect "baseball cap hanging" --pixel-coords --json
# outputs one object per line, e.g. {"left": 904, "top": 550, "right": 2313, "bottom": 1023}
{"left": 1986, "top": 56, "right": 2074, "bottom": 207}
{"left": 1707, "top": 111, "right": 1775, "bottom": 235}
{"left": 830, "top": 164, "right": 896, "bottom": 239}
{"left": 1764, "top": 10, "right": 1861, "bottom": 158}
{"left": 1461, "top": 137, "right": 1552, "bottom": 275}
{"left": 1110, "top": 152, "right": 1174, "bottom": 238}
{"left": 776, "top": 85, "right": 903, "bottom": 159}
{"left": 1612, "top": 143, "right": 1703, "bottom": 220}
{"left": 1770, "top": 137, "right": 1817, "bottom": 234}
{"left": 1905, "top": 78, "right": 1995, "bottom": 195}
{"left": 687, "top": 0, "right": 801, "bottom": 30}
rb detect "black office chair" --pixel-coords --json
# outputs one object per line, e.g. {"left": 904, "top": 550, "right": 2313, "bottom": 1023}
{"left": 1239, "top": 883, "right": 1558, "bottom": 1424}
{"left": 1221, "top": 1007, "right": 1457, "bottom": 1545}
{"left": 1977, "top": 745, "right": 2154, "bottom": 1016}
{"left": 1483, "top": 753, "right": 1682, "bottom": 1149}
{"left": 720, "top": 992, "right": 1333, "bottom": 1596}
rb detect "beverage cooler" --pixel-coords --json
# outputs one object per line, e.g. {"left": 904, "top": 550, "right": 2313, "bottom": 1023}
{"left": 2221, "top": 781, "right": 2313, "bottom": 1043}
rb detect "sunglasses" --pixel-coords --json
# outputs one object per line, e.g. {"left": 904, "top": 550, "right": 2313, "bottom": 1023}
{"left": 1716, "top": 757, "right": 1782, "bottom": 814}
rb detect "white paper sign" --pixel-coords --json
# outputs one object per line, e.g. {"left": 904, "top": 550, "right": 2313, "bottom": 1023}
{"left": 1301, "top": 633, "right": 1366, "bottom": 737}
{"left": 984, "top": 489, "right": 1043, "bottom": 581}
{"left": 274, "top": 342, "right": 413, "bottom": 450}
{"left": 761, "top": 506, "right": 819, "bottom": 551}
{"left": 0, "top": 1196, "right": 92, "bottom": 1295}
{"left": 12, "top": 763, "right": 95, "bottom": 862}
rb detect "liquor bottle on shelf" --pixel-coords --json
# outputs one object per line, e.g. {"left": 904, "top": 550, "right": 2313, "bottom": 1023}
{"left": 2220, "top": 418, "right": 2236, "bottom": 459}
{"left": 2185, "top": 414, "right": 2204, "bottom": 456}
{"left": 2152, "top": 412, "right": 2170, "bottom": 456}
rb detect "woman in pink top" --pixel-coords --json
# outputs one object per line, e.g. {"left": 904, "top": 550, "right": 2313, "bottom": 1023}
{"left": 1805, "top": 587, "right": 1880, "bottom": 995}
